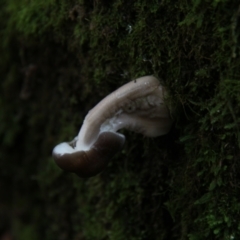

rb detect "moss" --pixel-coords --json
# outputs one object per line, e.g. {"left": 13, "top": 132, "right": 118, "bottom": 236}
{"left": 0, "top": 0, "right": 240, "bottom": 239}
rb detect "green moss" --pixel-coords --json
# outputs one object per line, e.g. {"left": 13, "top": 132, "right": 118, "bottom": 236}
{"left": 0, "top": 0, "right": 240, "bottom": 239}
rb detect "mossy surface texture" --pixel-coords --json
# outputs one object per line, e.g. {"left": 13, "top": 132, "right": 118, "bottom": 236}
{"left": 0, "top": 0, "right": 240, "bottom": 239}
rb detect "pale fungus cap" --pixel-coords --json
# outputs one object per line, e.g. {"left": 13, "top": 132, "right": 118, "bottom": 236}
{"left": 52, "top": 75, "right": 173, "bottom": 178}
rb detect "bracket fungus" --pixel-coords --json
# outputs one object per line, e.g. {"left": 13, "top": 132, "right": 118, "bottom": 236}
{"left": 52, "top": 76, "right": 173, "bottom": 178}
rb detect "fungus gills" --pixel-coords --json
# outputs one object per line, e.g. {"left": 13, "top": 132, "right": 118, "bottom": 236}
{"left": 52, "top": 76, "right": 173, "bottom": 177}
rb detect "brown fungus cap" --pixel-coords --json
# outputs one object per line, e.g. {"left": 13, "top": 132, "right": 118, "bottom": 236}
{"left": 53, "top": 132, "right": 125, "bottom": 178}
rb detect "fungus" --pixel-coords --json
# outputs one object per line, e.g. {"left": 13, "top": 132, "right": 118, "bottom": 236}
{"left": 52, "top": 76, "right": 173, "bottom": 178}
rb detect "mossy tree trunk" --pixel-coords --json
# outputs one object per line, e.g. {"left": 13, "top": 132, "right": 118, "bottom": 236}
{"left": 0, "top": 0, "right": 240, "bottom": 239}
